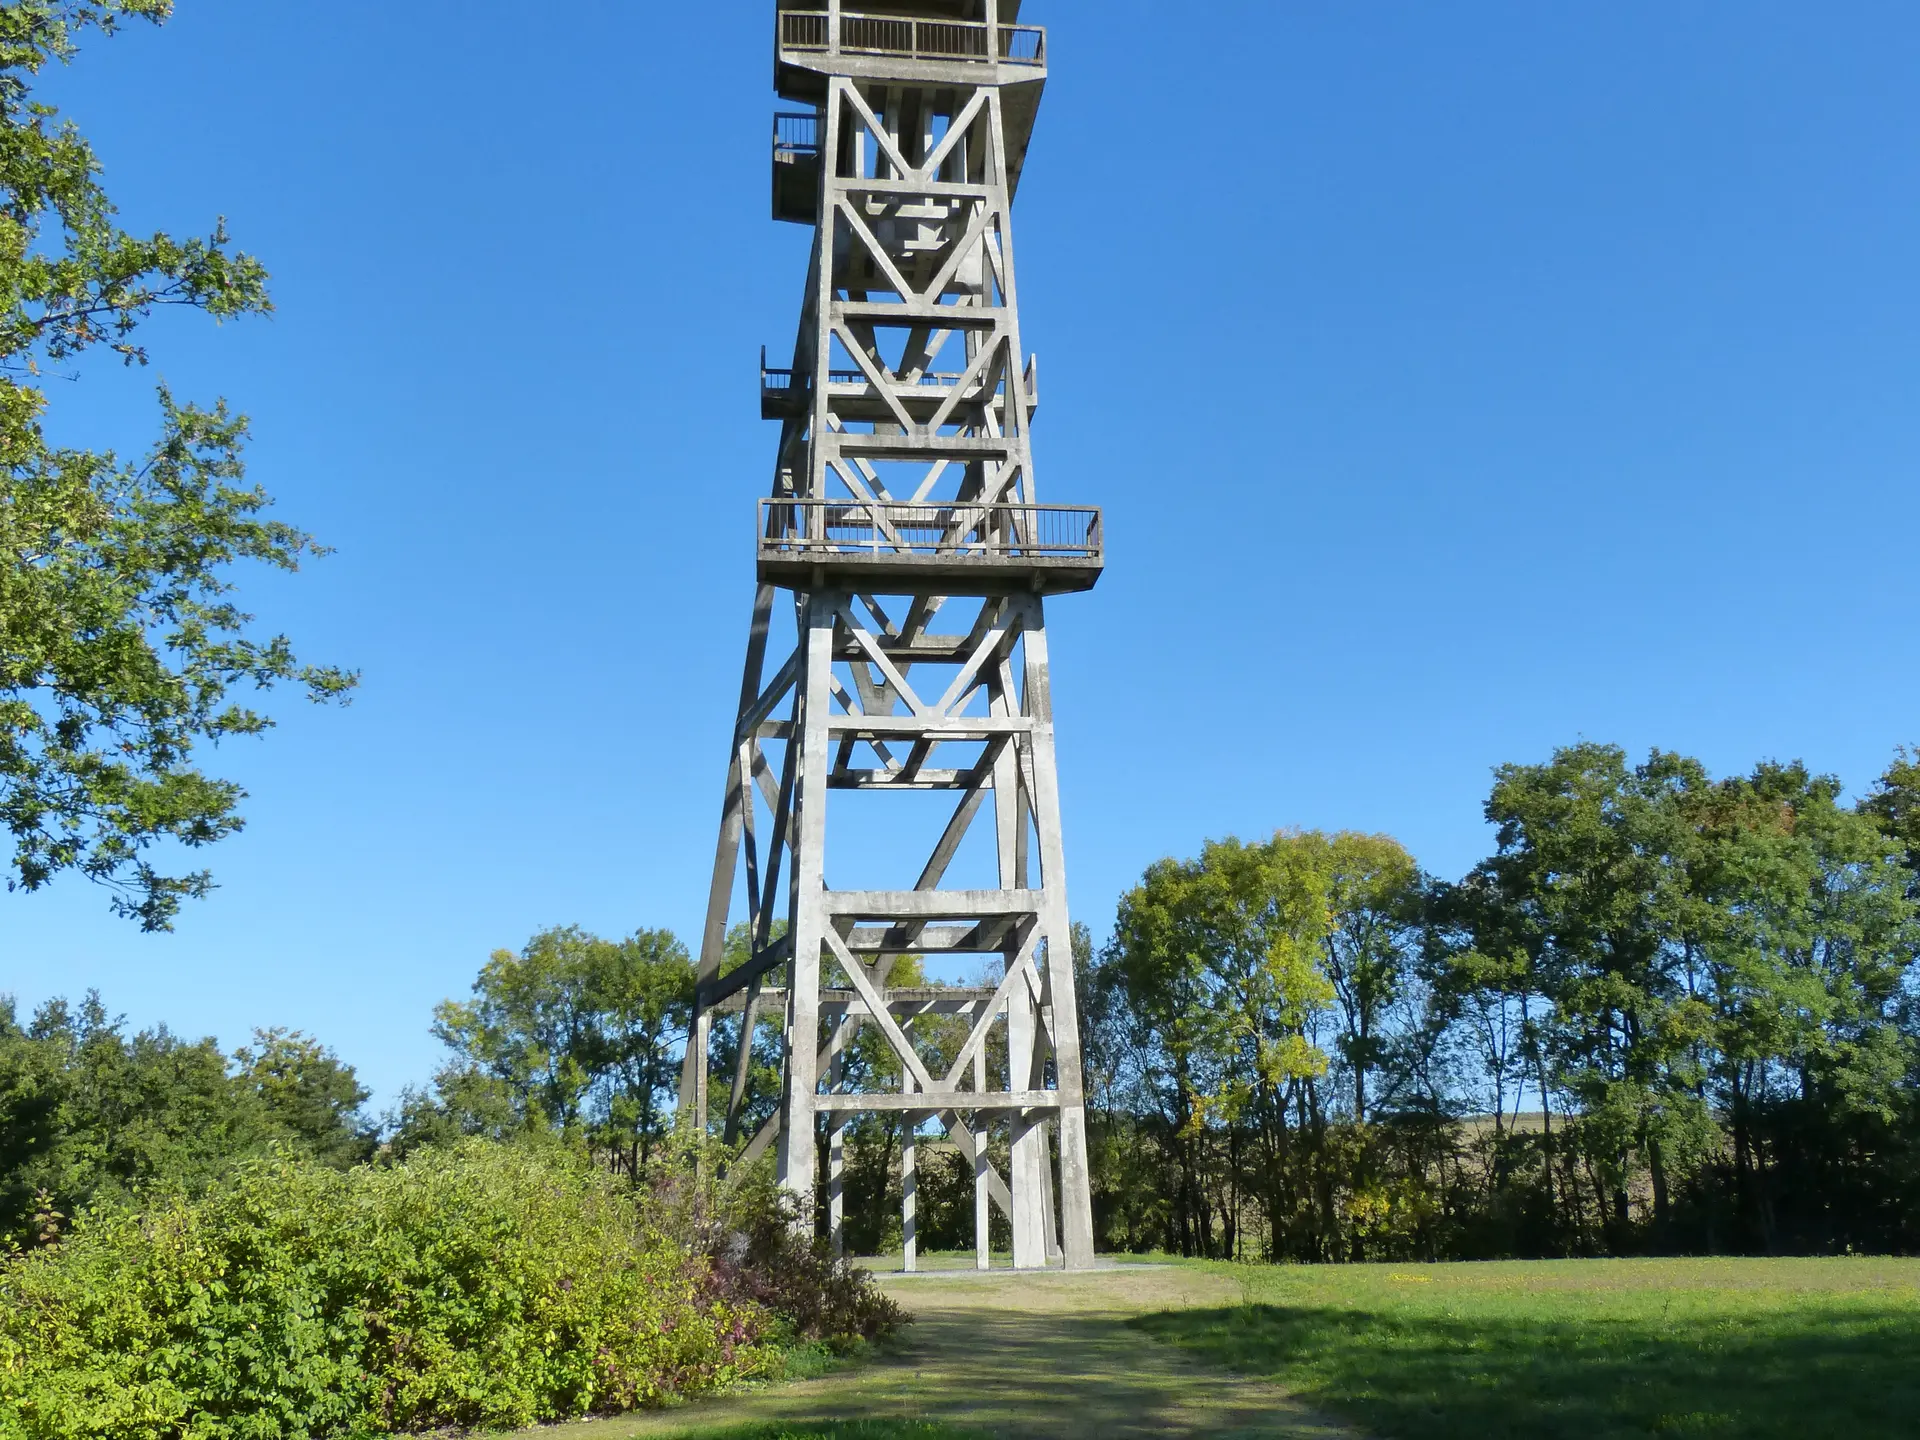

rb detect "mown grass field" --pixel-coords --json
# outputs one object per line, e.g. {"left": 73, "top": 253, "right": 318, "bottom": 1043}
{"left": 508, "top": 1255, "right": 1920, "bottom": 1439}
{"left": 1141, "top": 1255, "right": 1920, "bottom": 1440}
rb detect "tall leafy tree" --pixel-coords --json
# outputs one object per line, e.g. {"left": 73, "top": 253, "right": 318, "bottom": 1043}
{"left": 1700, "top": 761, "right": 1918, "bottom": 1250}
{"left": 1098, "top": 832, "right": 1364, "bottom": 1258}
{"left": 1862, "top": 746, "right": 1920, "bottom": 895}
{"left": 1470, "top": 744, "right": 1719, "bottom": 1244}
{"left": 591, "top": 928, "right": 699, "bottom": 1174}
{"left": 427, "top": 925, "right": 695, "bottom": 1176}
{"left": 1315, "top": 832, "right": 1422, "bottom": 1124}
{"left": 0, "top": 0, "right": 353, "bottom": 929}
{"left": 231, "top": 1026, "right": 375, "bottom": 1169}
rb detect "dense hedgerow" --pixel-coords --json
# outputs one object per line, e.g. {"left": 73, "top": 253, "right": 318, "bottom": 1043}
{"left": 0, "top": 1141, "right": 810, "bottom": 1439}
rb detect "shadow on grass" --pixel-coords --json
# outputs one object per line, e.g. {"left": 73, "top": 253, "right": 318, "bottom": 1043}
{"left": 663, "top": 1426, "right": 982, "bottom": 1440}
{"left": 1134, "top": 1301, "right": 1920, "bottom": 1440}
{"left": 605, "top": 1296, "right": 1345, "bottom": 1438}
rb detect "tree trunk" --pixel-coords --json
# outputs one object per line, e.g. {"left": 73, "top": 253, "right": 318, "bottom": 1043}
{"left": 1647, "top": 1131, "right": 1670, "bottom": 1250}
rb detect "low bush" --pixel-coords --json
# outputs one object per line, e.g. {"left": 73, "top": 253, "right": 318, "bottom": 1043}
{"left": 645, "top": 1138, "right": 904, "bottom": 1348}
{"left": 0, "top": 1141, "right": 788, "bottom": 1439}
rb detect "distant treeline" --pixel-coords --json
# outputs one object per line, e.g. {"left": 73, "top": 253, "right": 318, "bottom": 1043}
{"left": 9, "top": 738, "right": 1919, "bottom": 1263}
{"left": 1078, "top": 741, "right": 1920, "bottom": 1261}
{"left": 0, "top": 999, "right": 376, "bottom": 1244}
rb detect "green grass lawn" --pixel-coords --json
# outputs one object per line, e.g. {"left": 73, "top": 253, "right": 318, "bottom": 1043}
{"left": 1134, "top": 1255, "right": 1920, "bottom": 1440}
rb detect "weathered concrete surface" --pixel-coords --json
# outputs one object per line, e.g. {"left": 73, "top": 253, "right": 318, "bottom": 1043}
{"left": 539, "top": 1266, "right": 1360, "bottom": 1439}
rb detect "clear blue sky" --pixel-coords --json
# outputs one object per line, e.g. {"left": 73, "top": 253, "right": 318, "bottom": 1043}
{"left": 8, "top": 1, "right": 1920, "bottom": 1111}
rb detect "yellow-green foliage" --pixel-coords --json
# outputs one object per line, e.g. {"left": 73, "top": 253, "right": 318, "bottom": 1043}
{"left": 0, "top": 1142, "right": 780, "bottom": 1439}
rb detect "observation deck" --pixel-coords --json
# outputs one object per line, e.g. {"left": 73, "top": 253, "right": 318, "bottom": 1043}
{"left": 777, "top": 5, "right": 1047, "bottom": 77}
{"left": 774, "top": 2, "right": 1047, "bottom": 209}
{"left": 757, "top": 498, "right": 1102, "bottom": 595}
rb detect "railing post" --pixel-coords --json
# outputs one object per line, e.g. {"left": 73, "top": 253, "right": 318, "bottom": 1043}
{"left": 828, "top": 0, "right": 841, "bottom": 55}
{"left": 984, "top": 0, "right": 999, "bottom": 65}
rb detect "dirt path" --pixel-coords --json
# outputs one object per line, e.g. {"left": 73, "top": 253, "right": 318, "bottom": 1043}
{"left": 541, "top": 1266, "right": 1357, "bottom": 1439}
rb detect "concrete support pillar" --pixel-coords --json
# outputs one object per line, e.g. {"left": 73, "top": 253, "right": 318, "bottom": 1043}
{"left": 681, "top": 585, "right": 775, "bottom": 1120}
{"left": 1042, "top": 1120, "right": 1062, "bottom": 1265}
{"left": 1020, "top": 600, "right": 1097, "bottom": 1269}
{"left": 974, "top": 1046, "right": 991, "bottom": 1270}
{"left": 691, "top": 1011, "right": 711, "bottom": 1135}
{"left": 1008, "top": 983, "right": 1049, "bottom": 1268}
{"left": 828, "top": 1037, "right": 846, "bottom": 1259}
{"left": 777, "top": 592, "right": 836, "bottom": 1212}
{"left": 901, "top": 1070, "right": 918, "bottom": 1273}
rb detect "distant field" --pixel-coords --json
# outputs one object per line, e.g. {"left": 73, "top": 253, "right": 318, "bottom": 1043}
{"left": 1138, "top": 1255, "right": 1920, "bottom": 1440}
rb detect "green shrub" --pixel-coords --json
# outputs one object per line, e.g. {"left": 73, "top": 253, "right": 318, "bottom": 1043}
{"left": 643, "top": 1136, "right": 904, "bottom": 1349}
{"left": 0, "top": 1141, "right": 781, "bottom": 1438}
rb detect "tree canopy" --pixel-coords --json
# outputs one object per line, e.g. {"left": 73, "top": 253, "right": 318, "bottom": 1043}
{"left": 0, "top": 0, "right": 352, "bottom": 929}
{"left": 404, "top": 925, "right": 695, "bottom": 1177}
{"left": 0, "top": 990, "right": 373, "bottom": 1247}
{"left": 1078, "top": 744, "right": 1920, "bottom": 1262}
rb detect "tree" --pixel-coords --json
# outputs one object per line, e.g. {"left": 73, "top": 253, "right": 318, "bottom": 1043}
{"left": 0, "top": 990, "right": 374, "bottom": 1246}
{"left": 1314, "top": 832, "right": 1422, "bottom": 1124}
{"left": 426, "top": 925, "right": 695, "bottom": 1176}
{"left": 0, "top": 0, "right": 353, "bottom": 930}
{"left": 1862, "top": 746, "right": 1920, "bottom": 895}
{"left": 1699, "top": 761, "right": 1918, "bottom": 1251}
{"left": 1469, "top": 744, "right": 1718, "bottom": 1246}
{"left": 589, "top": 929, "right": 698, "bottom": 1174}
{"left": 1074, "top": 740, "right": 1920, "bottom": 1263}
{"left": 1096, "top": 832, "right": 1351, "bottom": 1259}
{"left": 231, "top": 1027, "right": 375, "bottom": 1168}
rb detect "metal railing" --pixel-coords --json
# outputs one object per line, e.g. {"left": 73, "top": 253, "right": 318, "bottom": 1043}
{"left": 779, "top": 10, "right": 1046, "bottom": 67}
{"left": 997, "top": 25, "right": 1043, "bottom": 62}
{"left": 773, "top": 111, "right": 820, "bottom": 159}
{"left": 760, "top": 499, "right": 1100, "bottom": 562}
{"left": 761, "top": 359, "right": 1008, "bottom": 399}
{"left": 781, "top": 10, "right": 830, "bottom": 48}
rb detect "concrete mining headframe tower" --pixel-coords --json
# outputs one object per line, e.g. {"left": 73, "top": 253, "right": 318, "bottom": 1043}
{"left": 680, "top": 0, "right": 1100, "bottom": 1271}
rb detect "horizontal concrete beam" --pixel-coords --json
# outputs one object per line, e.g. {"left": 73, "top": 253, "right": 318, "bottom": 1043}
{"left": 825, "top": 888, "right": 1044, "bottom": 919}
{"left": 815, "top": 1089, "right": 1063, "bottom": 1114}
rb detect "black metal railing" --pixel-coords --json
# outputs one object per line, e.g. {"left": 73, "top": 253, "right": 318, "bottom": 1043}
{"left": 761, "top": 350, "right": 799, "bottom": 405}
{"left": 997, "top": 26, "right": 1043, "bottom": 62}
{"left": 781, "top": 11, "right": 830, "bottom": 49}
{"left": 760, "top": 499, "right": 1100, "bottom": 562}
{"left": 773, "top": 111, "right": 820, "bottom": 158}
{"left": 825, "top": 369, "right": 983, "bottom": 388}
{"left": 761, "top": 360, "right": 1011, "bottom": 398}
{"left": 915, "top": 20, "right": 988, "bottom": 59}
{"left": 779, "top": 11, "right": 1046, "bottom": 67}
{"left": 842, "top": 14, "right": 914, "bottom": 55}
